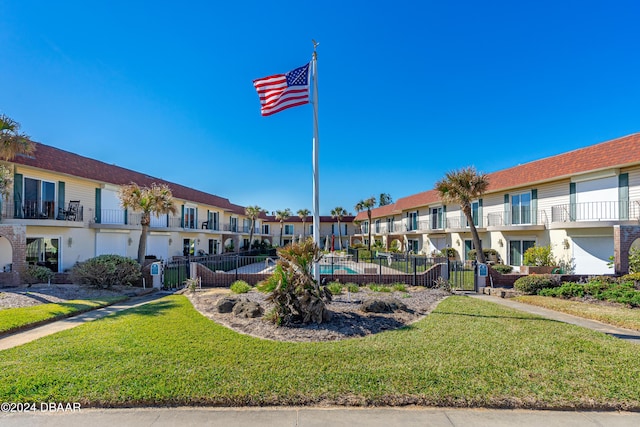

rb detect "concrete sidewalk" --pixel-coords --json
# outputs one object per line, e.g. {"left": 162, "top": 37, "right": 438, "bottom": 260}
{"left": 1, "top": 407, "right": 639, "bottom": 427}
{"left": 470, "top": 293, "right": 640, "bottom": 344}
{"left": 0, "top": 291, "right": 170, "bottom": 351}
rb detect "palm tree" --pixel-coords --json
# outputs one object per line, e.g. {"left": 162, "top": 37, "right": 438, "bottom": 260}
{"left": 355, "top": 196, "right": 376, "bottom": 250}
{"left": 379, "top": 193, "right": 393, "bottom": 206}
{"left": 297, "top": 208, "right": 310, "bottom": 239}
{"left": 275, "top": 208, "right": 292, "bottom": 247}
{"left": 435, "top": 166, "right": 489, "bottom": 263}
{"left": 119, "top": 182, "right": 177, "bottom": 264}
{"left": 330, "top": 206, "right": 347, "bottom": 250}
{"left": 245, "top": 205, "right": 265, "bottom": 251}
{"left": 0, "top": 114, "right": 36, "bottom": 161}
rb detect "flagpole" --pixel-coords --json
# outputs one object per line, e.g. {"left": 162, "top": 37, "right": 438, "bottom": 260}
{"left": 311, "top": 40, "right": 321, "bottom": 284}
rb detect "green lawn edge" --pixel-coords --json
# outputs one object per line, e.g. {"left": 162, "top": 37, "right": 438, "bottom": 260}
{"left": 0, "top": 296, "right": 128, "bottom": 335}
{"left": 1, "top": 294, "right": 638, "bottom": 410}
{"left": 514, "top": 295, "right": 640, "bottom": 331}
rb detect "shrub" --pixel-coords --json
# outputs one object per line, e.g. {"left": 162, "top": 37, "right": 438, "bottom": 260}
{"left": 467, "top": 248, "right": 498, "bottom": 260}
{"left": 326, "top": 282, "right": 343, "bottom": 295}
{"left": 70, "top": 255, "right": 141, "bottom": 289}
{"left": 539, "top": 282, "right": 585, "bottom": 298}
{"left": 256, "top": 265, "right": 286, "bottom": 293}
{"left": 433, "top": 276, "right": 451, "bottom": 292}
{"left": 230, "top": 280, "right": 252, "bottom": 294}
{"left": 24, "top": 265, "right": 55, "bottom": 285}
{"left": 369, "top": 284, "right": 392, "bottom": 292}
{"left": 621, "top": 272, "right": 640, "bottom": 289}
{"left": 491, "top": 264, "right": 513, "bottom": 274}
{"left": 514, "top": 274, "right": 559, "bottom": 295}
{"left": 629, "top": 247, "right": 640, "bottom": 274}
{"left": 523, "top": 244, "right": 556, "bottom": 267}
{"left": 346, "top": 283, "right": 359, "bottom": 293}
{"left": 266, "top": 241, "right": 332, "bottom": 325}
{"left": 392, "top": 283, "right": 407, "bottom": 292}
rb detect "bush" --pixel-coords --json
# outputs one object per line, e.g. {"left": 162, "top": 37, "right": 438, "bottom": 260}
{"left": 392, "top": 283, "right": 407, "bottom": 292}
{"left": 467, "top": 248, "right": 498, "bottom": 260}
{"left": 539, "top": 282, "right": 585, "bottom": 298}
{"left": 369, "top": 284, "right": 392, "bottom": 292}
{"left": 629, "top": 247, "right": 640, "bottom": 274}
{"left": 24, "top": 265, "right": 55, "bottom": 285}
{"left": 523, "top": 244, "right": 556, "bottom": 267}
{"left": 230, "top": 280, "right": 252, "bottom": 294}
{"left": 621, "top": 272, "right": 640, "bottom": 288}
{"left": 326, "top": 282, "right": 343, "bottom": 295}
{"left": 256, "top": 265, "right": 286, "bottom": 293}
{"left": 514, "top": 274, "right": 559, "bottom": 295}
{"left": 70, "top": 255, "right": 141, "bottom": 289}
{"left": 491, "top": 264, "right": 513, "bottom": 274}
{"left": 346, "top": 283, "right": 359, "bottom": 293}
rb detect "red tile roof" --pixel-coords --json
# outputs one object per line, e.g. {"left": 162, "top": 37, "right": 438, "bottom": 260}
{"left": 358, "top": 133, "right": 640, "bottom": 220}
{"left": 12, "top": 142, "right": 240, "bottom": 211}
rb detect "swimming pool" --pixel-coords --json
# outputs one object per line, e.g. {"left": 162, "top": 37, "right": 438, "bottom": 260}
{"left": 318, "top": 265, "right": 358, "bottom": 274}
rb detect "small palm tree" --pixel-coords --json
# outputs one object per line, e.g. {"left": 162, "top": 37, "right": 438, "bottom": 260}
{"left": 435, "top": 166, "right": 489, "bottom": 263}
{"left": 119, "top": 182, "right": 177, "bottom": 263}
{"left": 355, "top": 196, "right": 376, "bottom": 250}
{"left": 275, "top": 208, "right": 292, "bottom": 247}
{"left": 0, "top": 114, "right": 35, "bottom": 161}
{"left": 330, "top": 206, "right": 347, "bottom": 250}
{"left": 297, "top": 208, "right": 310, "bottom": 239}
{"left": 379, "top": 193, "right": 393, "bottom": 206}
{"left": 245, "top": 205, "right": 265, "bottom": 251}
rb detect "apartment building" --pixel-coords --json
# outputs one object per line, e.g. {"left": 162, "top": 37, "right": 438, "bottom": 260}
{"left": 0, "top": 143, "right": 271, "bottom": 283}
{"left": 262, "top": 215, "right": 355, "bottom": 250}
{"left": 353, "top": 133, "right": 640, "bottom": 275}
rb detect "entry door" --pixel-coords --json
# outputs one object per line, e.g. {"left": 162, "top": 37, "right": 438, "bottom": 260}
{"left": 509, "top": 240, "right": 535, "bottom": 266}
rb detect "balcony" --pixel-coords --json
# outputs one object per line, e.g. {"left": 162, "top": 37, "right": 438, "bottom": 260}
{"left": 1, "top": 198, "right": 84, "bottom": 225}
{"left": 550, "top": 200, "right": 640, "bottom": 229}
{"left": 486, "top": 209, "right": 547, "bottom": 230}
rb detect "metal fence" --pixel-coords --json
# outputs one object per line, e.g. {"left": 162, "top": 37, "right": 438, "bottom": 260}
{"left": 160, "top": 251, "right": 455, "bottom": 289}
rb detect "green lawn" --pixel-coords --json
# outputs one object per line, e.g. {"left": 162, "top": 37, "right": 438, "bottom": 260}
{"left": 514, "top": 295, "right": 640, "bottom": 331}
{"left": 0, "top": 295, "right": 638, "bottom": 409}
{"left": 0, "top": 297, "right": 127, "bottom": 335}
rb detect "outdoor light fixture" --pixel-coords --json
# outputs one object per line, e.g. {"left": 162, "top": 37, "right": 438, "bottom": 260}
{"left": 128, "top": 237, "right": 133, "bottom": 246}
{"left": 169, "top": 238, "right": 173, "bottom": 245}
{"left": 67, "top": 237, "right": 73, "bottom": 247}
{"left": 498, "top": 238, "right": 504, "bottom": 247}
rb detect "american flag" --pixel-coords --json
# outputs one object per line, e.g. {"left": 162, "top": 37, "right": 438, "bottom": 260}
{"left": 253, "top": 63, "right": 310, "bottom": 116}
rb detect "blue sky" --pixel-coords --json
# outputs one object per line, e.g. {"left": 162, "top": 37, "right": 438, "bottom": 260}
{"left": 2, "top": 1, "right": 640, "bottom": 215}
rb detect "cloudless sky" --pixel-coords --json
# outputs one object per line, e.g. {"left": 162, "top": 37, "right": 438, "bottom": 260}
{"left": 2, "top": 1, "right": 640, "bottom": 215}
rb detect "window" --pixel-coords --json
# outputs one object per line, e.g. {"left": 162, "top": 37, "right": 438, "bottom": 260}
{"left": 262, "top": 224, "right": 270, "bottom": 234}
{"left": 464, "top": 240, "right": 475, "bottom": 260}
{"left": 511, "top": 192, "right": 531, "bottom": 225}
{"left": 211, "top": 212, "right": 219, "bottom": 230}
{"left": 331, "top": 224, "right": 335, "bottom": 234}
{"left": 509, "top": 240, "right": 535, "bottom": 266}
{"left": 309, "top": 225, "right": 313, "bottom": 235}
{"left": 407, "top": 239, "right": 419, "bottom": 253}
{"left": 408, "top": 211, "right": 418, "bottom": 231}
{"left": 183, "top": 207, "right": 196, "bottom": 229}
{"left": 243, "top": 219, "right": 250, "bottom": 233}
{"left": 208, "top": 239, "right": 219, "bottom": 255}
{"left": 431, "top": 207, "right": 443, "bottom": 229}
{"left": 466, "top": 201, "right": 479, "bottom": 227}
{"left": 23, "top": 178, "right": 56, "bottom": 219}
{"left": 362, "top": 221, "right": 369, "bottom": 233}
{"left": 387, "top": 218, "right": 394, "bottom": 232}
{"left": 284, "top": 224, "right": 294, "bottom": 235}
{"left": 375, "top": 219, "right": 381, "bottom": 233}
{"left": 230, "top": 217, "right": 237, "bottom": 232}
{"left": 26, "top": 237, "right": 59, "bottom": 272}
{"left": 183, "top": 239, "right": 195, "bottom": 256}
{"left": 242, "top": 238, "right": 250, "bottom": 250}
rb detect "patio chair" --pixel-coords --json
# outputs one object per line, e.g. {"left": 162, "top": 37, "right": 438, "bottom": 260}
{"left": 61, "top": 200, "right": 80, "bottom": 221}
{"left": 201, "top": 220, "right": 209, "bottom": 229}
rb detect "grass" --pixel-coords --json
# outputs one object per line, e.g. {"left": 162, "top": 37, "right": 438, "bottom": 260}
{"left": 514, "top": 295, "right": 640, "bottom": 331}
{"left": 0, "top": 297, "right": 127, "bottom": 335}
{"left": 0, "top": 295, "right": 639, "bottom": 409}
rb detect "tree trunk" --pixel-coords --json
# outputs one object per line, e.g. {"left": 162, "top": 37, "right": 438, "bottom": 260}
{"left": 137, "top": 224, "right": 149, "bottom": 264}
{"left": 337, "top": 220, "right": 343, "bottom": 250}
{"left": 248, "top": 219, "right": 255, "bottom": 252}
{"left": 367, "top": 210, "right": 372, "bottom": 250}
{"left": 463, "top": 206, "right": 485, "bottom": 264}
{"left": 280, "top": 224, "right": 284, "bottom": 246}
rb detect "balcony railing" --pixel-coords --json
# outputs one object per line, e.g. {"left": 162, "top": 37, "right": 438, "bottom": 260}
{"left": 551, "top": 200, "right": 639, "bottom": 222}
{"left": 1, "top": 198, "right": 84, "bottom": 222}
{"left": 486, "top": 209, "right": 547, "bottom": 227}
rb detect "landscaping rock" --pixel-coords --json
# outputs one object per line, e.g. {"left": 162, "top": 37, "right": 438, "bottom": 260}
{"left": 360, "top": 297, "right": 407, "bottom": 313}
{"left": 216, "top": 296, "right": 241, "bottom": 313}
{"left": 232, "top": 300, "right": 264, "bottom": 318}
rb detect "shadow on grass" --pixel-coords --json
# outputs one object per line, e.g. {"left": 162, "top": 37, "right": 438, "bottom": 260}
{"left": 62, "top": 297, "right": 178, "bottom": 323}
{"left": 282, "top": 310, "right": 415, "bottom": 338}
{"left": 432, "top": 310, "right": 563, "bottom": 324}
